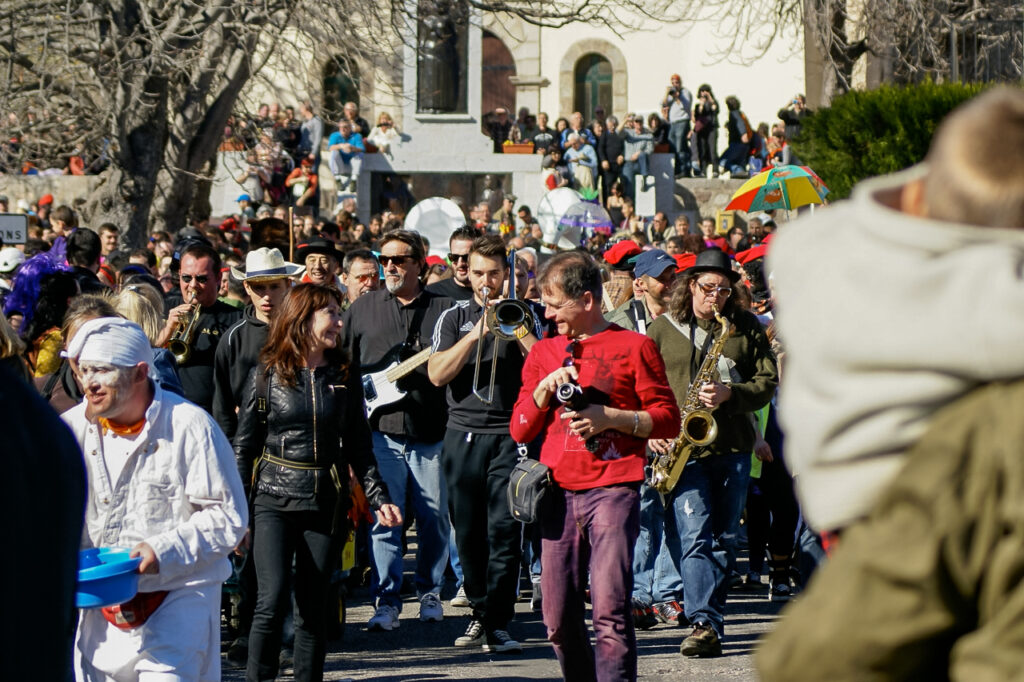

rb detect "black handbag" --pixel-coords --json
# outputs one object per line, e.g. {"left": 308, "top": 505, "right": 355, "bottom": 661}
{"left": 507, "top": 451, "right": 552, "bottom": 524}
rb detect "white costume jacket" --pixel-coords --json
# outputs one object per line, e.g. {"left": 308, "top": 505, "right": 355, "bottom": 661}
{"left": 63, "top": 383, "right": 248, "bottom": 592}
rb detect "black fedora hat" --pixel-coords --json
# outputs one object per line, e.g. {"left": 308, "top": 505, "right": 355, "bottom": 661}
{"left": 296, "top": 238, "right": 340, "bottom": 262}
{"left": 689, "top": 248, "right": 740, "bottom": 282}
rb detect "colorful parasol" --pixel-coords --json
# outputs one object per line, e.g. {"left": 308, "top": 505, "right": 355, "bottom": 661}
{"left": 725, "top": 165, "right": 829, "bottom": 213}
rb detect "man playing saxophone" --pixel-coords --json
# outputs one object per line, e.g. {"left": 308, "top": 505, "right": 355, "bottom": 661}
{"left": 646, "top": 248, "right": 777, "bottom": 658}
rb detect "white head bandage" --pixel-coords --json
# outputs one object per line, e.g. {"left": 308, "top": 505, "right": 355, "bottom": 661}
{"left": 66, "top": 317, "right": 153, "bottom": 371}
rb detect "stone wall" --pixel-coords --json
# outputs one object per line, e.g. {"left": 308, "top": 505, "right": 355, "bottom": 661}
{"left": 0, "top": 175, "right": 102, "bottom": 212}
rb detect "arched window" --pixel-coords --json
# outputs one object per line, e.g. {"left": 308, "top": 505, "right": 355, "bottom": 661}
{"left": 573, "top": 54, "right": 612, "bottom": 122}
{"left": 323, "top": 57, "right": 360, "bottom": 124}
{"left": 481, "top": 30, "right": 517, "bottom": 118}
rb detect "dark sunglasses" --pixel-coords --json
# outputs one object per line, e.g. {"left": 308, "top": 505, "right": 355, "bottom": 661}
{"left": 179, "top": 274, "right": 210, "bottom": 284}
{"left": 563, "top": 340, "right": 581, "bottom": 368}
{"left": 448, "top": 252, "right": 470, "bottom": 264}
{"left": 378, "top": 255, "right": 414, "bottom": 267}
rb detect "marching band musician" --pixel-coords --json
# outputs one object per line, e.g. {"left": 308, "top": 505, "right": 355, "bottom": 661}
{"left": 159, "top": 242, "right": 242, "bottom": 413}
{"left": 427, "top": 235, "right": 543, "bottom": 655}
{"left": 510, "top": 251, "right": 680, "bottom": 682}
{"left": 341, "top": 229, "right": 454, "bottom": 631}
{"left": 645, "top": 248, "right": 777, "bottom": 658}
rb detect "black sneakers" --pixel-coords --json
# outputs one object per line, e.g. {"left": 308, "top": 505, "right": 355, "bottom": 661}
{"left": 483, "top": 629, "right": 523, "bottom": 654}
{"left": 454, "top": 619, "right": 485, "bottom": 647}
{"left": 680, "top": 622, "right": 722, "bottom": 658}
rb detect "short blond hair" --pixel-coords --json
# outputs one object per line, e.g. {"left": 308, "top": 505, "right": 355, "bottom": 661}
{"left": 924, "top": 87, "right": 1024, "bottom": 228}
{"left": 115, "top": 285, "right": 164, "bottom": 346}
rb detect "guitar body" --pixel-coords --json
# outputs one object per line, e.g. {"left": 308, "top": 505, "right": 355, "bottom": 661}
{"left": 361, "top": 344, "right": 433, "bottom": 419}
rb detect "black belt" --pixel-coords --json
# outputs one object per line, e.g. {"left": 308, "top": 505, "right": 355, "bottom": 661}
{"left": 261, "top": 451, "right": 325, "bottom": 471}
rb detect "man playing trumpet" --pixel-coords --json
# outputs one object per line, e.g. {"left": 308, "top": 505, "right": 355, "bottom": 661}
{"left": 159, "top": 243, "right": 242, "bottom": 413}
{"left": 428, "top": 234, "right": 542, "bottom": 654}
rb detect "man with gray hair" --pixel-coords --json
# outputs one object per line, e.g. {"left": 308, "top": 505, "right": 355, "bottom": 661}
{"left": 64, "top": 317, "right": 248, "bottom": 681}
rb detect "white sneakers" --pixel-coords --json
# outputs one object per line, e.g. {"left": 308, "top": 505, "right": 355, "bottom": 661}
{"left": 368, "top": 593, "right": 444, "bottom": 631}
{"left": 451, "top": 585, "right": 471, "bottom": 608}
{"left": 419, "top": 592, "right": 444, "bottom": 622}
{"left": 367, "top": 604, "right": 400, "bottom": 631}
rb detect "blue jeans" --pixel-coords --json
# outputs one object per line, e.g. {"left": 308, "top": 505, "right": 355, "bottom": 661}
{"left": 632, "top": 480, "right": 683, "bottom": 605}
{"left": 369, "top": 432, "right": 450, "bottom": 608}
{"left": 621, "top": 157, "right": 649, "bottom": 200}
{"left": 668, "top": 119, "right": 692, "bottom": 175}
{"left": 664, "top": 452, "right": 751, "bottom": 638}
{"left": 719, "top": 142, "right": 749, "bottom": 176}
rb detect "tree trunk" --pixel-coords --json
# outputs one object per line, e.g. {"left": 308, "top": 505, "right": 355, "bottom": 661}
{"left": 84, "top": 77, "right": 169, "bottom": 248}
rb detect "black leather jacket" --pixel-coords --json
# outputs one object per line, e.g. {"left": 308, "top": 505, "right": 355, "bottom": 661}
{"left": 233, "top": 364, "right": 391, "bottom": 512}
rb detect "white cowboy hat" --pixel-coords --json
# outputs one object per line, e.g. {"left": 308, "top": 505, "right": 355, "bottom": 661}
{"left": 231, "top": 247, "right": 305, "bottom": 282}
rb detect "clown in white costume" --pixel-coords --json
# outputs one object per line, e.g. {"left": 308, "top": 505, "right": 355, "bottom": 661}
{"left": 62, "top": 318, "right": 248, "bottom": 681}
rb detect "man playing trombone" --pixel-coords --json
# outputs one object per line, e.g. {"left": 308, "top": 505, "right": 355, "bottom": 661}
{"left": 428, "top": 234, "right": 542, "bottom": 655}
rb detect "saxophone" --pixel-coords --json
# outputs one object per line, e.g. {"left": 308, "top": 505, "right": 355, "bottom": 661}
{"left": 649, "top": 305, "right": 734, "bottom": 494}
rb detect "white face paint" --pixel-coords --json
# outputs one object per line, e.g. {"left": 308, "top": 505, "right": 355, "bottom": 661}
{"left": 77, "top": 362, "right": 129, "bottom": 388}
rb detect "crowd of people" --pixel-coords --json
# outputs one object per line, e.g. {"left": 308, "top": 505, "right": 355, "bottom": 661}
{"left": 1, "top": 165, "right": 785, "bottom": 680}
{"left": 3, "top": 84, "right": 1020, "bottom": 682}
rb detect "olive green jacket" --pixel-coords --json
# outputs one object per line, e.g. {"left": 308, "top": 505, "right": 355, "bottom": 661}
{"left": 646, "top": 308, "right": 777, "bottom": 456}
{"left": 758, "top": 379, "right": 1024, "bottom": 682}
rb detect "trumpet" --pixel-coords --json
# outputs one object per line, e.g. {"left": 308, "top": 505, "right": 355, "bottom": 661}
{"left": 167, "top": 293, "right": 201, "bottom": 364}
{"left": 472, "top": 249, "right": 536, "bottom": 404}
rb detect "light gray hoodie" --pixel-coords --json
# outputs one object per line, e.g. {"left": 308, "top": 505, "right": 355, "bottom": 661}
{"left": 768, "top": 166, "right": 1024, "bottom": 531}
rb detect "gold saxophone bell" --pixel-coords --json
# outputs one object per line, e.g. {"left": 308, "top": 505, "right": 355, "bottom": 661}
{"left": 649, "top": 305, "right": 733, "bottom": 495}
{"left": 167, "top": 294, "right": 202, "bottom": 364}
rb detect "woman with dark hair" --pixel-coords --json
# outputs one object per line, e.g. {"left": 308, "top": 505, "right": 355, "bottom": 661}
{"left": 719, "top": 96, "right": 753, "bottom": 178}
{"left": 234, "top": 284, "right": 401, "bottom": 682}
{"left": 693, "top": 84, "right": 720, "bottom": 177}
{"left": 24, "top": 270, "right": 78, "bottom": 376}
{"left": 647, "top": 112, "right": 670, "bottom": 148}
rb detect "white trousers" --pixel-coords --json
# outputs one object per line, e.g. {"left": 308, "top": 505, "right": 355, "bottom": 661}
{"left": 75, "top": 585, "right": 221, "bottom": 682}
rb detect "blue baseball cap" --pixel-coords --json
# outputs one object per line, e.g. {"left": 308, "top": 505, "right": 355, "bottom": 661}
{"left": 236, "top": 193, "right": 251, "bottom": 203}
{"left": 632, "top": 249, "right": 676, "bottom": 279}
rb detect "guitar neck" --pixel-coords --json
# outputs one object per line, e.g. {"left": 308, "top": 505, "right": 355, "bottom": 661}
{"left": 385, "top": 347, "right": 433, "bottom": 382}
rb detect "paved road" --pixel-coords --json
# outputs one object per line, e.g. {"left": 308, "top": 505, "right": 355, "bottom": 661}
{"left": 222, "top": 562, "right": 784, "bottom": 681}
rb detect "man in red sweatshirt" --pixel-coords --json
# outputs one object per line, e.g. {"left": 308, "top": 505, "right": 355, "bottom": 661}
{"left": 511, "top": 251, "right": 680, "bottom": 682}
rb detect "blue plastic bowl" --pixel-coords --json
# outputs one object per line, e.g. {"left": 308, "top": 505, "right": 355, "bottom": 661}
{"left": 76, "top": 547, "right": 143, "bottom": 609}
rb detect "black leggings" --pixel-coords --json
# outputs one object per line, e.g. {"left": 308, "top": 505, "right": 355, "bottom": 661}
{"left": 247, "top": 505, "right": 337, "bottom": 682}
{"left": 746, "top": 408, "right": 800, "bottom": 573}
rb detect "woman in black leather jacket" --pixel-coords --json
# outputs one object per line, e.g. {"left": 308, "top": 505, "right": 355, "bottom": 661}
{"left": 234, "top": 284, "right": 401, "bottom": 682}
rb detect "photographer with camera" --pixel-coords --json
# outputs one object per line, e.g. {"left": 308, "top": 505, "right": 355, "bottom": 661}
{"left": 662, "top": 74, "right": 694, "bottom": 178}
{"left": 511, "top": 251, "right": 680, "bottom": 682}
{"left": 777, "top": 93, "right": 810, "bottom": 141}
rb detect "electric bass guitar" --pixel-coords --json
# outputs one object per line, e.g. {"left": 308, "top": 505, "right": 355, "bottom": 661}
{"left": 361, "top": 344, "right": 434, "bottom": 419}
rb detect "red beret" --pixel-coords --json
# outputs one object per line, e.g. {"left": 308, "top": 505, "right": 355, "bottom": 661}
{"left": 603, "top": 240, "right": 642, "bottom": 266}
{"left": 735, "top": 244, "right": 768, "bottom": 265}
{"left": 673, "top": 253, "right": 697, "bottom": 273}
{"left": 425, "top": 255, "right": 446, "bottom": 267}
{"left": 38, "top": 193, "right": 54, "bottom": 206}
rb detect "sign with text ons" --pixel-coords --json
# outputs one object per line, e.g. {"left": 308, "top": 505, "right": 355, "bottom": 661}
{"left": 0, "top": 213, "right": 28, "bottom": 244}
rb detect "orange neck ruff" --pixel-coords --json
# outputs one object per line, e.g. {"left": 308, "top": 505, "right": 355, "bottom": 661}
{"left": 99, "top": 417, "right": 146, "bottom": 437}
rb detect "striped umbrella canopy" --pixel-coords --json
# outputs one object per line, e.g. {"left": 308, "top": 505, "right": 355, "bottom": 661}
{"left": 725, "top": 165, "right": 829, "bottom": 212}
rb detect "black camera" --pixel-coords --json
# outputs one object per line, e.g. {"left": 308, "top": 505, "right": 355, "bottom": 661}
{"left": 556, "top": 383, "right": 599, "bottom": 452}
{"left": 667, "top": 87, "right": 678, "bottom": 97}
{"left": 556, "top": 382, "right": 587, "bottom": 411}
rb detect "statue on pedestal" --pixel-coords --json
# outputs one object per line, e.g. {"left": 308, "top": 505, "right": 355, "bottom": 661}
{"left": 417, "top": 0, "right": 463, "bottom": 113}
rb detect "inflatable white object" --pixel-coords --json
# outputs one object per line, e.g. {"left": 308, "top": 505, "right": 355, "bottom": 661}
{"left": 404, "top": 197, "right": 468, "bottom": 257}
{"left": 536, "top": 188, "right": 583, "bottom": 254}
